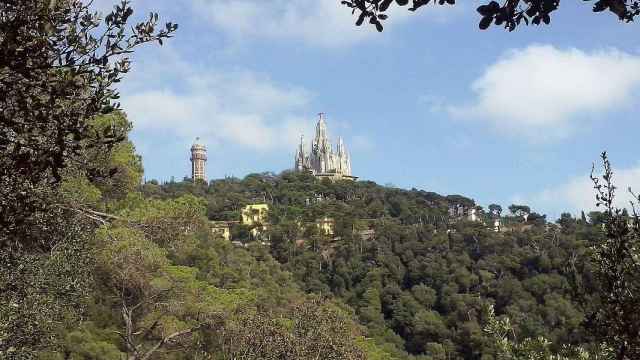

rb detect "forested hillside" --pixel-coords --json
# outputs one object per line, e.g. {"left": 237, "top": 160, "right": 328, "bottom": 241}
{"left": 139, "top": 169, "right": 608, "bottom": 359}
{"left": 8, "top": 110, "right": 612, "bottom": 359}
{"left": 3, "top": 1, "right": 639, "bottom": 358}
{"left": 8, "top": 112, "right": 380, "bottom": 359}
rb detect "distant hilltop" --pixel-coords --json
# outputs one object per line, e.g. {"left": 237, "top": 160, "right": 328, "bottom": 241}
{"left": 188, "top": 113, "right": 357, "bottom": 183}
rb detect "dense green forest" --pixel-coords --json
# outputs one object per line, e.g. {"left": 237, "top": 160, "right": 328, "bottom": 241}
{"left": 3, "top": 111, "right": 638, "bottom": 359}
{"left": 4, "top": 109, "right": 623, "bottom": 360}
{"left": 138, "top": 162, "right": 609, "bottom": 359}
{"left": 2, "top": 1, "right": 640, "bottom": 359}
{"left": 5, "top": 112, "right": 381, "bottom": 359}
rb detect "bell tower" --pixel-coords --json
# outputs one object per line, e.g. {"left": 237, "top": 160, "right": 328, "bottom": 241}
{"left": 190, "top": 138, "right": 207, "bottom": 182}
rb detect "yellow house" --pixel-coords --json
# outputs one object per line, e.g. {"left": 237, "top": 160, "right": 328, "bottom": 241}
{"left": 210, "top": 221, "right": 232, "bottom": 241}
{"left": 241, "top": 204, "right": 269, "bottom": 226}
{"left": 241, "top": 204, "right": 270, "bottom": 240}
{"left": 316, "top": 217, "right": 335, "bottom": 236}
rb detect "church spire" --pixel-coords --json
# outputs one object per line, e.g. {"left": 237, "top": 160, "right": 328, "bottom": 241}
{"left": 314, "top": 113, "right": 329, "bottom": 151}
{"left": 295, "top": 112, "right": 355, "bottom": 179}
{"left": 295, "top": 134, "right": 307, "bottom": 172}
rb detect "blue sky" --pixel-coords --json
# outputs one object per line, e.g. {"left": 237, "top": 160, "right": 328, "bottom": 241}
{"left": 93, "top": 0, "right": 640, "bottom": 220}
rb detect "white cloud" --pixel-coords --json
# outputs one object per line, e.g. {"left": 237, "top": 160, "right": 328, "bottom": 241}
{"left": 449, "top": 45, "right": 640, "bottom": 140}
{"left": 120, "top": 52, "right": 316, "bottom": 151}
{"left": 526, "top": 163, "right": 640, "bottom": 216}
{"left": 191, "top": 0, "right": 457, "bottom": 47}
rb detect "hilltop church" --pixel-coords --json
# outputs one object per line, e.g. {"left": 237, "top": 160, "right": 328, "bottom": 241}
{"left": 294, "top": 113, "right": 356, "bottom": 181}
{"left": 189, "top": 113, "right": 356, "bottom": 182}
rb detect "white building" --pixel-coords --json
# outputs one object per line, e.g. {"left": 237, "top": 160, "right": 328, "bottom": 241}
{"left": 295, "top": 113, "right": 356, "bottom": 180}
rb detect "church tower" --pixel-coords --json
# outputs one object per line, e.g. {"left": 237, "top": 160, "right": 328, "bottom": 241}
{"left": 293, "top": 113, "right": 356, "bottom": 180}
{"left": 295, "top": 135, "right": 308, "bottom": 172}
{"left": 311, "top": 113, "right": 333, "bottom": 174}
{"left": 336, "top": 137, "right": 351, "bottom": 175}
{"left": 190, "top": 138, "right": 207, "bottom": 182}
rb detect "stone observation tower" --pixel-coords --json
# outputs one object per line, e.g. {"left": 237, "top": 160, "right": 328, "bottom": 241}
{"left": 190, "top": 138, "right": 207, "bottom": 182}
{"left": 294, "top": 113, "right": 356, "bottom": 180}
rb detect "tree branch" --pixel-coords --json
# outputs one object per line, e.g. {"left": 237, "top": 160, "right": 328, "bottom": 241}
{"left": 136, "top": 325, "right": 203, "bottom": 360}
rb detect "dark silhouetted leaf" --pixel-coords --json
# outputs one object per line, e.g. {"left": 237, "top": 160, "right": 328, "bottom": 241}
{"left": 380, "top": 0, "right": 394, "bottom": 11}
{"left": 479, "top": 16, "right": 493, "bottom": 29}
